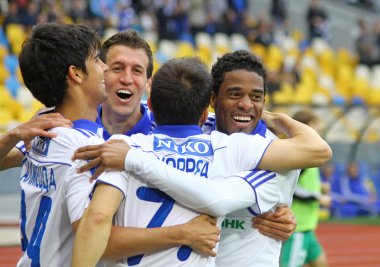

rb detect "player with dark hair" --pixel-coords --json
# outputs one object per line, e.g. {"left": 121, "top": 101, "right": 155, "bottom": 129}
{"left": 72, "top": 56, "right": 332, "bottom": 266}
{"left": 16, "top": 22, "right": 108, "bottom": 267}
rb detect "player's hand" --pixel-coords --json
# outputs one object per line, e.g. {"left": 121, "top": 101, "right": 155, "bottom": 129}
{"left": 318, "top": 194, "right": 332, "bottom": 207}
{"left": 73, "top": 139, "right": 130, "bottom": 180}
{"left": 252, "top": 206, "right": 296, "bottom": 241}
{"left": 261, "top": 111, "right": 287, "bottom": 137}
{"left": 10, "top": 112, "right": 72, "bottom": 149}
{"left": 181, "top": 214, "right": 220, "bottom": 257}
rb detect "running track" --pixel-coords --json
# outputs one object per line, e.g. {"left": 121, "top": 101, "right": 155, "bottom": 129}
{"left": 1, "top": 222, "right": 380, "bottom": 266}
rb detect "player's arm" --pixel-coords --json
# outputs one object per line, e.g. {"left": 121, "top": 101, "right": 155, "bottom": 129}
{"left": 258, "top": 111, "right": 332, "bottom": 171}
{"left": 0, "top": 113, "right": 72, "bottom": 170}
{"left": 252, "top": 206, "right": 297, "bottom": 241}
{"left": 71, "top": 170, "right": 220, "bottom": 262}
{"left": 73, "top": 142, "right": 257, "bottom": 217}
{"left": 103, "top": 214, "right": 220, "bottom": 259}
{"left": 72, "top": 183, "right": 123, "bottom": 267}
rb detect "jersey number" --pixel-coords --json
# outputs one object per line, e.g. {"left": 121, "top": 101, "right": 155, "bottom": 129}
{"left": 127, "top": 186, "right": 192, "bottom": 266}
{"left": 20, "top": 190, "right": 52, "bottom": 267}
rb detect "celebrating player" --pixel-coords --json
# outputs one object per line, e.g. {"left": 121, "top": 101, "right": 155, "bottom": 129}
{"left": 72, "top": 57, "right": 332, "bottom": 266}
{"left": 16, "top": 23, "right": 108, "bottom": 266}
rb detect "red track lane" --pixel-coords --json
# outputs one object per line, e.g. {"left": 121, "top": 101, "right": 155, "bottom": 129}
{"left": 1, "top": 223, "right": 379, "bottom": 266}
{"left": 316, "top": 223, "right": 380, "bottom": 267}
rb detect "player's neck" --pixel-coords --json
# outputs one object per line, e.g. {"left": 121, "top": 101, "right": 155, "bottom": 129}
{"left": 101, "top": 107, "right": 142, "bottom": 135}
{"left": 55, "top": 97, "right": 98, "bottom": 122}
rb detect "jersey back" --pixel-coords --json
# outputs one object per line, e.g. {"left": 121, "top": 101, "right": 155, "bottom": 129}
{"left": 99, "top": 128, "right": 271, "bottom": 267}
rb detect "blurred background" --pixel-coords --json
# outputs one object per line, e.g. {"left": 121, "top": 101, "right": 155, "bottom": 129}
{"left": 0, "top": 0, "right": 380, "bottom": 228}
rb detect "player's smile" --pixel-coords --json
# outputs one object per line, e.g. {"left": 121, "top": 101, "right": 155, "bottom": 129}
{"left": 116, "top": 89, "right": 132, "bottom": 100}
{"left": 232, "top": 114, "right": 253, "bottom": 123}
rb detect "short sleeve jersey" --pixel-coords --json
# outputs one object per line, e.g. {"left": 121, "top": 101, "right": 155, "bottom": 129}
{"left": 204, "top": 113, "right": 300, "bottom": 267}
{"left": 17, "top": 120, "right": 104, "bottom": 267}
{"left": 97, "top": 124, "right": 272, "bottom": 267}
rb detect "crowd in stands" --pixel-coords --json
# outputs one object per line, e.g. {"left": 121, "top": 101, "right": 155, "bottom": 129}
{"left": 0, "top": 0, "right": 379, "bottom": 218}
{"left": 321, "top": 162, "right": 380, "bottom": 218}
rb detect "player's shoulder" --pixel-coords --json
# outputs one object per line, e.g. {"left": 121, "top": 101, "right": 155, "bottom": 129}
{"left": 202, "top": 112, "right": 216, "bottom": 134}
{"left": 51, "top": 120, "right": 104, "bottom": 147}
{"left": 263, "top": 128, "right": 278, "bottom": 140}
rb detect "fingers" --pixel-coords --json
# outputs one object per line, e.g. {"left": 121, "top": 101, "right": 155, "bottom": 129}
{"left": 273, "top": 206, "right": 287, "bottom": 218}
{"left": 107, "top": 139, "right": 126, "bottom": 144}
{"left": 252, "top": 217, "right": 294, "bottom": 241}
{"left": 206, "top": 215, "right": 217, "bottom": 225}
{"left": 76, "top": 158, "right": 101, "bottom": 174}
{"left": 257, "top": 229, "right": 288, "bottom": 241}
{"left": 91, "top": 167, "right": 105, "bottom": 181}
{"left": 73, "top": 148, "right": 102, "bottom": 161}
{"left": 75, "top": 144, "right": 104, "bottom": 154}
{"left": 38, "top": 130, "right": 58, "bottom": 139}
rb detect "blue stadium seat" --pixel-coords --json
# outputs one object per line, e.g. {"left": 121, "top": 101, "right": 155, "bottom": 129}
{"left": 4, "top": 54, "right": 19, "bottom": 75}
{"left": 5, "top": 75, "right": 21, "bottom": 97}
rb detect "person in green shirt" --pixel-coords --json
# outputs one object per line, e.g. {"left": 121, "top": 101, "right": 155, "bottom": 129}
{"left": 280, "top": 109, "right": 331, "bottom": 267}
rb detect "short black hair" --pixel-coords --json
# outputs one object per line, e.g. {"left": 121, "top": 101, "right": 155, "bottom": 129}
{"left": 101, "top": 29, "right": 153, "bottom": 78}
{"left": 150, "top": 57, "right": 212, "bottom": 125}
{"left": 211, "top": 50, "right": 267, "bottom": 95}
{"left": 19, "top": 23, "right": 101, "bottom": 107}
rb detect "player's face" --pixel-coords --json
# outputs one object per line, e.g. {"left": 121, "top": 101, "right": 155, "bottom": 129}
{"left": 103, "top": 45, "right": 149, "bottom": 118}
{"left": 211, "top": 69, "right": 265, "bottom": 135}
{"left": 83, "top": 52, "right": 109, "bottom": 106}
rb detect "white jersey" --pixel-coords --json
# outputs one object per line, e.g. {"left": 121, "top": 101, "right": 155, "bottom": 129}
{"left": 17, "top": 119, "right": 104, "bottom": 267}
{"left": 203, "top": 113, "right": 300, "bottom": 267}
{"left": 97, "top": 125, "right": 272, "bottom": 267}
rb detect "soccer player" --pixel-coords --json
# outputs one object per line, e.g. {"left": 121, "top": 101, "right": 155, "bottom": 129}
{"left": 90, "top": 32, "right": 296, "bottom": 240}
{"left": 0, "top": 29, "right": 224, "bottom": 260}
{"left": 208, "top": 50, "right": 301, "bottom": 266}
{"left": 72, "top": 57, "right": 332, "bottom": 266}
{"left": 95, "top": 29, "right": 155, "bottom": 139}
{"left": 16, "top": 23, "right": 108, "bottom": 266}
{"left": 280, "top": 110, "right": 331, "bottom": 267}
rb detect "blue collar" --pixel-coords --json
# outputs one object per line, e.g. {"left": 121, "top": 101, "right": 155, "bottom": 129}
{"left": 154, "top": 125, "right": 203, "bottom": 138}
{"left": 73, "top": 119, "right": 103, "bottom": 136}
{"left": 96, "top": 104, "right": 153, "bottom": 140}
{"left": 252, "top": 120, "right": 267, "bottom": 137}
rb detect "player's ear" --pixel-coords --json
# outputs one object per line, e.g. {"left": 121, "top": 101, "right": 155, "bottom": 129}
{"left": 146, "top": 77, "right": 152, "bottom": 96}
{"left": 210, "top": 91, "right": 217, "bottom": 109}
{"left": 199, "top": 108, "right": 208, "bottom": 126}
{"left": 67, "top": 65, "right": 83, "bottom": 83}
{"left": 147, "top": 97, "right": 153, "bottom": 112}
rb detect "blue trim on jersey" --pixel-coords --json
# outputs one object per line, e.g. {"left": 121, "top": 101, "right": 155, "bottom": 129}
{"left": 16, "top": 141, "right": 26, "bottom": 156}
{"left": 154, "top": 125, "right": 202, "bottom": 138}
{"left": 28, "top": 154, "right": 72, "bottom": 167}
{"left": 252, "top": 120, "right": 267, "bottom": 138}
{"left": 73, "top": 119, "right": 103, "bottom": 136}
{"left": 96, "top": 180, "right": 126, "bottom": 199}
{"left": 236, "top": 170, "right": 277, "bottom": 216}
{"left": 96, "top": 104, "right": 154, "bottom": 140}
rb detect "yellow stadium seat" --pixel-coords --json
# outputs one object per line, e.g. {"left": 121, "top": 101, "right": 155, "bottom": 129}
{"left": 291, "top": 29, "right": 303, "bottom": 43}
{"left": 175, "top": 41, "right": 195, "bottom": 58}
{"left": 250, "top": 43, "right": 266, "bottom": 61}
{"left": 5, "top": 23, "right": 26, "bottom": 55}
{"left": 0, "top": 109, "right": 13, "bottom": 127}
{"left": 0, "top": 45, "right": 8, "bottom": 60}
{"left": 266, "top": 45, "right": 283, "bottom": 72}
